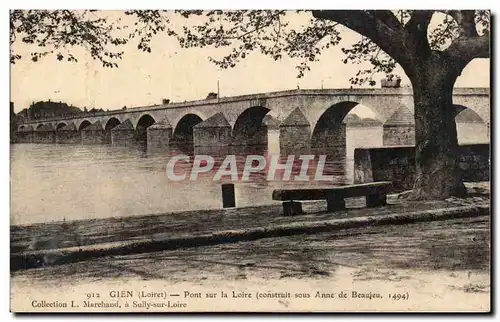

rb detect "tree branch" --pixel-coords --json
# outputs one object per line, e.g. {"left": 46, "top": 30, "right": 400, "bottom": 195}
{"left": 430, "top": 15, "right": 456, "bottom": 50}
{"left": 312, "top": 10, "right": 414, "bottom": 71}
{"left": 368, "top": 10, "right": 402, "bottom": 31}
{"left": 404, "top": 10, "right": 434, "bottom": 53}
{"left": 447, "top": 10, "right": 478, "bottom": 38}
{"left": 445, "top": 33, "right": 489, "bottom": 63}
{"left": 405, "top": 10, "right": 434, "bottom": 28}
{"left": 225, "top": 11, "right": 283, "bottom": 40}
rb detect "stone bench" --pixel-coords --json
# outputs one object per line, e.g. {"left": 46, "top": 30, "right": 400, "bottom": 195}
{"left": 272, "top": 181, "right": 394, "bottom": 216}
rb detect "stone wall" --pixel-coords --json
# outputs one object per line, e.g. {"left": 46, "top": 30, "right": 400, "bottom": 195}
{"left": 459, "top": 145, "right": 490, "bottom": 181}
{"left": 383, "top": 125, "right": 415, "bottom": 146}
{"left": 354, "top": 144, "right": 489, "bottom": 192}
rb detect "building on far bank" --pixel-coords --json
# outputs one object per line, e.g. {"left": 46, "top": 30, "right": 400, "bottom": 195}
{"left": 16, "top": 100, "right": 85, "bottom": 123}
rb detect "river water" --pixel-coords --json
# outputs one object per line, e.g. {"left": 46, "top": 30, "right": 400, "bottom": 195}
{"left": 10, "top": 124, "right": 488, "bottom": 225}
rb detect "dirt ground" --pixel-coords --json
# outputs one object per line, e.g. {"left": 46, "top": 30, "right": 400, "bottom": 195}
{"left": 11, "top": 215, "right": 490, "bottom": 312}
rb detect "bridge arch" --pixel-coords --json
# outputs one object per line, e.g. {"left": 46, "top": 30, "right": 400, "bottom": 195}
{"left": 104, "top": 117, "right": 122, "bottom": 143}
{"left": 311, "top": 101, "right": 360, "bottom": 149}
{"left": 104, "top": 117, "right": 121, "bottom": 131}
{"left": 453, "top": 105, "right": 485, "bottom": 123}
{"left": 308, "top": 101, "right": 383, "bottom": 178}
{"left": 78, "top": 120, "right": 92, "bottom": 132}
{"left": 232, "top": 106, "right": 271, "bottom": 146}
{"left": 56, "top": 122, "right": 67, "bottom": 130}
{"left": 172, "top": 113, "right": 205, "bottom": 144}
{"left": 136, "top": 114, "right": 156, "bottom": 142}
{"left": 36, "top": 124, "right": 45, "bottom": 130}
{"left": 136, "top": 114, "right": 156, "bottom": 131}
{"left": 452, "top": 91, "right": 489, "bottom": 126}
{"left": 454, "top": 105, "right": 489, "bottom": 144}
{"left": 19, "top": 124, "right": 34, "bottom": 132}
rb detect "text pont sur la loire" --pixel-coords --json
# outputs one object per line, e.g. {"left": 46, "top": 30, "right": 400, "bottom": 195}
{"left": 165, "top": 154, "right": 340, "bottom": 182}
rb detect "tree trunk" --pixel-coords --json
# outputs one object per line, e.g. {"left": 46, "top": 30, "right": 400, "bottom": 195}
{"left": 409, "top": 58, "right": 466, "bottom": 200}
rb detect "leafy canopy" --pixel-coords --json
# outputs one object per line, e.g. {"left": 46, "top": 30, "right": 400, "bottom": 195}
{"left": 10, "top": 10, "right": 490, "bottom": 86}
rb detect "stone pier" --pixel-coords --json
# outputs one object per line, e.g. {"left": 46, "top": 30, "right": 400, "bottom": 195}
{"left": 33, "top": 124, "right": 55, "bottom": 143}
{"left": 55, "top": 123, "right": 81, "bottom": 144}
{"left": 279, "top": 107, "right": 311, "bottom": 153}
{"left": 263, "top": 115, "right": 280, "bottom": 131}
{"left": 17, "top": 126, "right": 34, "bottom": 143}
{"left": 81, "top": 121, "right": 106, "bottom": 144}
{"left": 193, "top": 112, "right": 232, "bottom": 147}
{"left": 111, "top": 119, "right": 137, "bottom": 145}
{"left": 147, "top": 119, "right": 172, "bottom": 149}
{"left": 383, "top": 106, "right": 415, "bottom": 146}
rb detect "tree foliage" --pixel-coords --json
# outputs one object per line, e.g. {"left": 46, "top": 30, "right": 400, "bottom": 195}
{"left": 10, "top": 10, "right": 490, "bottom": 86}
{"left": 10, "top": 10, "right": 127, "bottom": 67}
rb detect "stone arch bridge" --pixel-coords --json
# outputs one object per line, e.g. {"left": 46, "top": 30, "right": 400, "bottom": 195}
{"left": 17, "top": 87, "right": 489, "bottom": 155}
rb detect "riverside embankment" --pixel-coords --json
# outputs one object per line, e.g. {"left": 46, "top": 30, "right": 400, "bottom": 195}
{"left": 11, "top": 183, "right": 490, "bottom": 272}
{"left": 11, "top": 213, "right": 491, "bottom": 312}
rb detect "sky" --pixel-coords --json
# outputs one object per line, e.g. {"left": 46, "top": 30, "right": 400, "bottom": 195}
{"left": 10, "top": 10, "right": 490, "bottom": 116}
